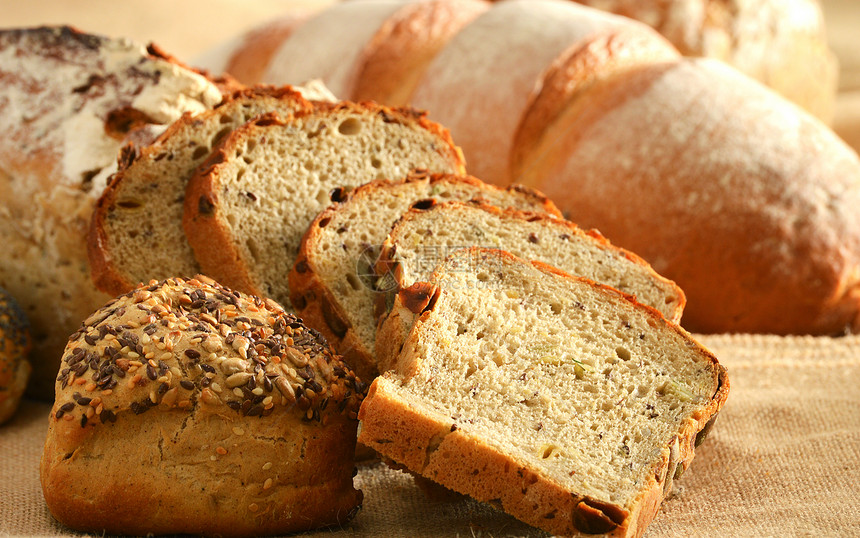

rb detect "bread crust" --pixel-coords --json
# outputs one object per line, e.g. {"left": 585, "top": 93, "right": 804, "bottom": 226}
{"left": 351, "top": 0, "right": 489, "bottom": 105}
{"left": 225, "top": 14, "right": 312, "bottom": 85}
{"left": 289, "top": 172, "right": 559, "bottom": 380}
{"left": 360, "top": 248, "right": 729, "bottom": 537}
{"left": 517, "top": 58, "right": 860, "bottom": 335}
{"left": 510, "top": 26, "right": 679, "bottom": 182}
{"left": 183, "top": 101, "right": 466, "bottom": 304}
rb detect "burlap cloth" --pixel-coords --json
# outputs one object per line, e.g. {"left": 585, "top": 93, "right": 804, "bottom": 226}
{"left": 2, "top": 334, "right": 858, "bottom": 537}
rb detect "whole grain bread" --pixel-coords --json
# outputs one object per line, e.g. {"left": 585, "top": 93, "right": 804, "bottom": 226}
{"left": 0, "top": 287, "right": 31, "bottom": 425}
{"left": 374, "top": 201, "right": 685, "bottom": 373}
{"left": 0, "top": 26, "right": 224, "bottom": 398}
{"left": 41, "top": 275, "right": 365, "bottom": 536}
{"left": 360, "top": 248, "right": 728, "bottom": 537}
{"left": 89, "top": 85, "right": 332, "bottom": 296}
{"left": 183, "top": 102, "right": 466, "bottom": 312}
{"left": 289, "top": 172, "right": 560, "bottom": 380}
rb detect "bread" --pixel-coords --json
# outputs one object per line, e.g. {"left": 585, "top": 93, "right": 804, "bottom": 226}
{"left": 374, "top": 200, "right": 685, "bottom": 373}
{"left": 359, "top": 248, "right": 729, "bottom": 537}
{"left": 565, "top": 0, "right": 838, "bottom": 123}
{"left": 515, "top": 58, "right": 860, "bottom": 335}
{"left": 263, "top": 0, "right": 489, "bottom": 106}
{"left": 90, "top": 85, "right": 322, "bottom": 297}
{"left": 41, "top": 275, "right": 365, "bottom": 536}
{"left": 0, "top": 287, "right": 31, "bottom": 424}
{"left": 198, "top": 0, "right": 860, "bottom": 336}
{"left": 182, "top": 102, "right": 466, "bottom": 311}
{"left": 289, "top": 172, "right": 561, "bottom": 380}
{"left": 0, "top": 26, "right": 224, "bottom": 398}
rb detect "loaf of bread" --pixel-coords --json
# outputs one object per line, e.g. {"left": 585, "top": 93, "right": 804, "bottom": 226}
{"left": 374, "top": 200, "right": 685, "bottom": 373}
{"left": 289, "top": 172, "right": 560, "bottom": 380}
{"left": 196, "top": 0, "right": 860, "bottom": 336}
{"left": 90, "top": 85, "right": 331, "bottom": 297}
{"left": 41, "top": 275, "right": 365, "bottom": 536}
{"left": 182, "top": 102, "right": 465, "bottom": 311}
{"left": 360, "top": 248, "right": 729, "bottom": 537}
{"left": 0, "top": 26, "right": 225, "bottom": 398}
{"left": 0, "top": 287, "right": 31, "bottom": 425}
{"left": 562, "top": 0, "right": 838, "bottom": 122}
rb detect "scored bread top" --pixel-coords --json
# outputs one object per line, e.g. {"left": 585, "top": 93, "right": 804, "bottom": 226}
{"left": 289, "top": 171, "right": 560, "bottom": 380}
{"left": 361, "top": 247, "right": 728, "bottom": 537}
{"left": 52, "top": 275, "right": 364, "bottom": 436}
{"left": 183, "top": 101, "right": 466, "bottom": 311}
{"left": 89, "top": 85, "right": 319, "bottom": 297}
{"left": 379, "top": 200, "right": 684, "bottom": 322}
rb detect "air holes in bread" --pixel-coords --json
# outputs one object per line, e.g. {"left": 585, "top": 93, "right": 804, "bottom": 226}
{"left": 477, "top": 272, "right": 490, "bottom": 282}
{"left": 616, "top": 347, "right": 631, "bottom": 361}
{"left": 550, "top": 303, "right": 563, "bottom": 315}
{"left": 318, "top": 216, "right": 332, "bottom": 228}
{"left": 370, "top": 156, "right": 382, "bottom": 169}
{"left": 346, "top": 273, "right": 361, "bottom": 292}
{"left": 211, "top": 127, "right": 231, "bottom": 148}
{"left": 117, "top": 199, "right": 142, "bottom": 210}
{"left": 191, "top": 146, "right": 208, "bottom": 160}
{"left": 337, "top": 117, "right": 362, "bottom": 135}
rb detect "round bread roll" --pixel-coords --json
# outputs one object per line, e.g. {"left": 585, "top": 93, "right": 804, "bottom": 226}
{"left": 0, "top": 287, "right": 31, "bottom": 424}
{"left": 40, "top": 275, "right": 365, "bottom": 536}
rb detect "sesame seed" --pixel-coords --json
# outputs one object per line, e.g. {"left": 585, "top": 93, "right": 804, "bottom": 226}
{"left": 263, "top": 478, "right": 273, "bottom": 490}
{"left": 232, "top": 427, "right": 244, "bottom": 436}
{"left": 262, "top": 462, "right": 272, "bottom": 470}
{"left": 248, "top": 503, "right": 259, "bottom": 513}
{"left": 216, "top": 446, "right": 227, "bottom": 455}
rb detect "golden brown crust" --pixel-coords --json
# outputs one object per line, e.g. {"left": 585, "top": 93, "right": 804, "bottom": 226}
{"left": 510, "top": 26, "right": 679, "bottom": 182}
{"left": 350, "top": 0, "right": 490, "bottom": 105}
{"left": 288, "top": 171, "right": 559, "bottom": 380}
{"left": 225, "top": 14, "right": 312, "bottom": 85}
{"left": 42, "top": 275, "right": 365, "bottom": 535}
{"left": 360, "top": 248, "right": 729, "bottom": 537}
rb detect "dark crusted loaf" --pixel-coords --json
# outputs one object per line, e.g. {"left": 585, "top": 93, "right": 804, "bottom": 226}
{"left": 41, "top": 275, "right": 365, "bottom": 536}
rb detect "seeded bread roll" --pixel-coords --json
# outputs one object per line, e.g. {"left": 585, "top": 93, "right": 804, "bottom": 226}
{"left": 41, "top": 275, "right": 365, "bottom": 537}
{"left": 289, "top": 171, "right": 560, "bottom": 380}
{"left": 360, "top": 248, "right": 728, "bottom": 537}
{"left": 0, "top": 287, "right": 31, "bottom": 425}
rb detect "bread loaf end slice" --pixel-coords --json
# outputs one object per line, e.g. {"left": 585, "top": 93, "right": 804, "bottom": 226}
{"left": 289, "top": 172, "right": 560, "bottom": 380}
{"left": 183, "top": 102, "right": 465, "bottom": 310}
{"left": 360, "top": 248, "right": 728, "bottom": 537}
{"left": 89, "top": 86, "right": 318, "bottom": 296}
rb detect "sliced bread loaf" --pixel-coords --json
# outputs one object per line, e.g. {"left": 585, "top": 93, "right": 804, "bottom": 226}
{"left": 359, "top": 248, "right": 728, "bottom": 537}
{"left": 374, "top": 201, "right": 685, "bottom": 373}
{"left": 89, "top": 86, "right": 322, "bottom": 296}
{"left": 183, "top": 102, "right": 466, "bottom": 312}
{"left": 289, "top": 172, "right": 560, "bottom": 380}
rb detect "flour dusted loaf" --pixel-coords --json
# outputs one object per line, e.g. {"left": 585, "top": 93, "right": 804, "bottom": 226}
{"left": 289, "top": 172, "right": 560, "bottom": 380}
{"left": 0, "top": 26, "right": 224, "bottom": 398}
{"left": 41, "top": 275, "right": 365, "bottom": 536}
{"left": 360, "top": 248, "right": 728, "bottom": 537}
{"left": 374, "top": 201, "right": 685, "bottom": 373}
{"left": 0, "top": 287, "right": 31, "bottom": 425}
{"left": 183, "top": 102, "right": 465, "bottom": 311}
{"left": 90, "top": 85, "right": 332, "bottom": 296}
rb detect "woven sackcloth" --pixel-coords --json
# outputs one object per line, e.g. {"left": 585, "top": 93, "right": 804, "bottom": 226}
{"left": 1, "top": 334, "right": 858, "bottom": 537}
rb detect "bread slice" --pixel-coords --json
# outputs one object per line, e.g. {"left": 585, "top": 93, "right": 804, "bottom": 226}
{"left": 289, "top": 172, "right": 561, "bottom": 380}
{"left": 374, "top": 201, "right": 685, "bottom": 372}
{"left": 183, "top": 102, "right": 466, "bottom": 311}
{"left": 89, "top": 86, "right": 331, "bottom": 296}
{"left": 359, "top": 248, "right": 728, "bottom": 537}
